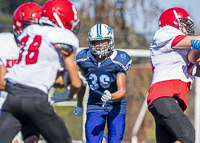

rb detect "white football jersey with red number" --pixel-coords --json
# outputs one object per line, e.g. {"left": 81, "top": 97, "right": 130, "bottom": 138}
{"left": 4, "top": 24, "right": 79, "bottom": 94}
{"left": 150, "top": 26, "right": 196, "bottom": 87}
{"left": 0, "top": 33, "right": 19, "bottom": 111}
{"left": 0, "top": 33, "right": 19, "bottom": 71}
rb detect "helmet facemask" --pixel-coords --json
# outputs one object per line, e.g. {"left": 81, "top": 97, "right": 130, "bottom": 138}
{"left": 14, "top": 17, "right": 39, "bottom": 36}
{"left": 89, "top": 37, "right": 114, "bottom": 58}
{"left": 174, "top": 18, "right": 194, "bottom": 35}
{"left": 172, "top": 9, "right": 194, "bottom": 35}
{"left": 180, "top": 18, "right": 194, "bottom": 35}
{"left": 71, "top": 19, "right": 80, "bottom": 35}
{"left": 39, "top": 16, "right": 57, "bottom": 27}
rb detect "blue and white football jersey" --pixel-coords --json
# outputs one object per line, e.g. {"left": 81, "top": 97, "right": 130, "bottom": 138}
{"left": 76, "top": 49, "right": 132, "bottom": 114}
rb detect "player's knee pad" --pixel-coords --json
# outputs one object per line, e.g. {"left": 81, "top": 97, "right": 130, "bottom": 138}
{"left": 178, "top": 126, "right": 195, "bottom": 143}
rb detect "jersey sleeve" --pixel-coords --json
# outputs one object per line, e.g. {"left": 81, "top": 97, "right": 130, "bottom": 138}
{"left": 112, "top": 50, "right": 132, "bottom": 73}
{"left": 0, "top": 55, "right": 5, "bottom": 66}
{"left": 48, "top": 27, "right": 79, "bottom": 55}
{"left": 76, "top": 49, "right": 89, "bottom": 72}
{"left": 0, "top": 59, "right": 3, "bottom": 65}
{"left": 151, "top": 26, "right": 185, "bottom": 52}
{"left": 171, "top": 35, "right": 187, "bottom": 48}
{"left": 0, "top": 33, "right": 15, "bottom": 66}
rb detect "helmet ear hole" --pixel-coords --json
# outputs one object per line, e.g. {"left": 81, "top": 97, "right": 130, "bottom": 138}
{"left": 90, "top": 41, "right": 95, "bottom": 45}
{"left": 173, "top": 20, "right": 178, "bottom": 27}
{"left": 16, "top": 21, "right": 21, "bottom": 27}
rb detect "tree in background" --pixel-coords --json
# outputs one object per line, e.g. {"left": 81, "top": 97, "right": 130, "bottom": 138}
{"left": 0, "top": 1, "right": 164, "bottom": 142}
{"left": 79, "top": 0, "right": 163, "bottom": 30}
{"left": 0, "top": 0, "right": 163, "bottom": 48}
{"left": 0, "top": 0, "right": 46, "bottom": 26}
{"left": 77, "top": 0, "right": 163, "bottom": 49}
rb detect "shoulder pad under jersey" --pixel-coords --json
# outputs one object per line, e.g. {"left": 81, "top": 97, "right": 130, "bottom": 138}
{"left": 112, "top": 50, "right": 132, "bottom": 72}
{"left": 76, "top": 49, "right": 89, "bottom": 60}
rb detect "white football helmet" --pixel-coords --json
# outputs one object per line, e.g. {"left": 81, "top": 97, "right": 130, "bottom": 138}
{"left": 88, "top": 24, "right": 114, "bottom": 58}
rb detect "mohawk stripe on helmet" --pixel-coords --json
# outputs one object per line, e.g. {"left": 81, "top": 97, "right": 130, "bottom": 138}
{"left": 97, "top": 24, "right": 102, "bottom": 38}
{"left": 53, "top": 12, "right": 64, "bottom": 29}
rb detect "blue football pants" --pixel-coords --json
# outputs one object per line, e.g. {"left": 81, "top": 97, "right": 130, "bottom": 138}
{"left": 85, "top": 111, "right": 126, "bottom": 143}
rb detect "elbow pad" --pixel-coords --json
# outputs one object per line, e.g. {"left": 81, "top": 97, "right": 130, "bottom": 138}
{"left": 53, "top": 43, "right": 74, "bottom": 56}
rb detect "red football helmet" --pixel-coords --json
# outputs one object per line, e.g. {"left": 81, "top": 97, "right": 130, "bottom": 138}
{"left": 13, "top": 2, "right": 42, "bottom": 36}
{"left": 41, "top": 0, "right": 80, "bottom": 34}
{"left": 159, "top": 7, "right": 194, "bottom": 35}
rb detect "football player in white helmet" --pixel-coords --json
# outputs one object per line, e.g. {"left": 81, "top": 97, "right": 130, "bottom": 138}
{"left": 88, "top": 23, "right": 114, "bottom": 58}
{"left": 74, "top": 23, "right": 132, "bottom": 143}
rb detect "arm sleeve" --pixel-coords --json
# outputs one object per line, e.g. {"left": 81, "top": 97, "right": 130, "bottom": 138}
{"left": 76, "top": 50, "right": 88, "bottom": 72}
{"left": 0, "top": 59, "right": 3, "bottom": 65}
{"left": 171, "top": 35, "right": 187, "bottom": 48}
